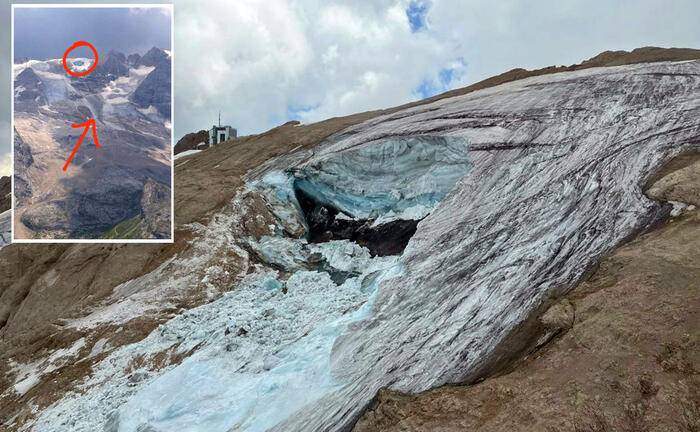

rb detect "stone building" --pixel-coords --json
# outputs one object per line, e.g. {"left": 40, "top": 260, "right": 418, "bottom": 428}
{"left": 209, "top": 125, "right": 237, "bottom": 146}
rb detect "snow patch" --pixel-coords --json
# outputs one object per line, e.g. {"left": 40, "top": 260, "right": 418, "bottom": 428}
{"left": 9, "top": 337, "right": 86, "bottom": 396}
{"left": 174, "top": 149, "right": 202, "bottom": 160}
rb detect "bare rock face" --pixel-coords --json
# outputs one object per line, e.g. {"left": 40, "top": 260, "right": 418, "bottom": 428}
{"left": 13, "top": 131, "right": 33, "bottom": 206}
{"left": 137, "top": 46, "right": 170, "bottom": 68}
{"left": 140, "top": 179, "right": 171, "bottom": 239}
{"left": 100, "top": 51, "right": 130, "bottom": 79}
{"left": 0, "top": 177, "right": 9, "bottom": 247}
{"left": 127, "top": 53, "right": 142, "bottom": 67}
{"left": 132, "top": 56, "right": 171, "bottom": 119}
{"left": 174, "top": 130, "right": 209, "bottom": 155}
{"left": 0, "top": 177, "right": 9, "bottom": 212}
{"left": 14, "top": 68, "right": 46, "bottom": 108}
{"left": 646, "top": 153, "right": 700, "bottom": 207}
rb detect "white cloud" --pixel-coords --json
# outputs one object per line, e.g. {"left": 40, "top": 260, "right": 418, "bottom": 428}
{"left": 2, "top": 0, "right": 699, "bottom": 153}
{"left": 0, "top": 153, "right": 10, "bottom": 178}
{"left": 171, "top": 0, "right": 700, "bottom": 142}
{"left": 173, "top": 0, "right": 458, "bottom": 138}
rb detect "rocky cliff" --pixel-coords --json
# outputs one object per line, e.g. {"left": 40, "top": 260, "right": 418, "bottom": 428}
{"left": 0, "top": 177, "right": 9, "bottom": 212}
{"left": 174, "top": 129, "right": 208, "bottom": 155}
{"left": 0, "top": 47, "right": 699, "bottom": 432}
{"left": 0, "top": 177, "right": 9, "bottom": 247}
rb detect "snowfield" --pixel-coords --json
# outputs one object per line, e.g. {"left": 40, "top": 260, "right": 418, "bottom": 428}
{"left": 22, "top": 60, "right": 700, "bottom": 431}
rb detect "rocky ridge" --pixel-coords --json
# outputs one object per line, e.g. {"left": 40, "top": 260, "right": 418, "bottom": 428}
{"left": 0, "top": 177, "right": 9, "bottom": 247}
{"left": 0, "top": 177, "right": 9, "bottom": 212}
{"left": 174, "top": 130, "right": 208, "bottom": 155}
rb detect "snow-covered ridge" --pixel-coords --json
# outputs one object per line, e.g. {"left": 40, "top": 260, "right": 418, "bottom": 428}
{"left": 25, "top": 60, "right": 700, "bottom": 431}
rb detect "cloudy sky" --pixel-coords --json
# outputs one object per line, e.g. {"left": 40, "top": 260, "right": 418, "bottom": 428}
{"left": 1, "top": 0, "right": 700, "bottom": 176}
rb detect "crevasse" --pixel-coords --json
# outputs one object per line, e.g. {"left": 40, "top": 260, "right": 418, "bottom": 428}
{"left": 293, "top": 135, "right": 471, "bottom": 220}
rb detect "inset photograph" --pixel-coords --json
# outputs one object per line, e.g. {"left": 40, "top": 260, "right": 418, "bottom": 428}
{"left": 12, "top": 5, "right": 173, "bottom": 242}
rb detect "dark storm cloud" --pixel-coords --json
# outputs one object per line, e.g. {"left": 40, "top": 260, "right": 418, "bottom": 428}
{"left": 14, "top": 7, "right": 171, "bottom": 61}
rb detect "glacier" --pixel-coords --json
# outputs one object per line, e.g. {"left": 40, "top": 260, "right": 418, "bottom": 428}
{"left": 293, "top": 135, "right": 472, "bottom": 220}
{"left": 28, "top": 60, "right": 700, "bottom": 431}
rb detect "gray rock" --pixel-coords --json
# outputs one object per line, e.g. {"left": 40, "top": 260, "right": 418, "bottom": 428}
{"left": 132, "top": 61, "right": 171, "bottom": 119}
{"left": 13, "top": 129, "right": 33, "bottom": 206}
{"left": 140, "top": 179, "right": 171, "bottom": 239}
{"left": 0, "top": 209, "right": 9, "bottom": 247}
{"left": 99, "top": 50, "right": 129, "bottom": 79}
{"left": 14, "top": 67, "right": 46, "bottom": 107}
{"left": 137, "top": 47, "right": 169, "bottom": 68}
{"left": 127, "top": 53, "right": 142, "bottom": 67}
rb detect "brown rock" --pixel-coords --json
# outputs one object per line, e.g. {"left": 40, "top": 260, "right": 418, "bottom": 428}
{"left": 174, "top": 130, "right": 209, "bottom": 155}
{"left": 0, "top": 176, "right": 9, "bottom": 213}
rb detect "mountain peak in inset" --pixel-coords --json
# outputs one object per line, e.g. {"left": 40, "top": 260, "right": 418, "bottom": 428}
{"left": 137, "top": 47, "right": 169, "bottom": 67}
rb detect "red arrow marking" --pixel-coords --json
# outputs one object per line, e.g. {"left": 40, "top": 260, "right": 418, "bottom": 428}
{"left": 63, "top": 118, "right": 101, "bottom": 172}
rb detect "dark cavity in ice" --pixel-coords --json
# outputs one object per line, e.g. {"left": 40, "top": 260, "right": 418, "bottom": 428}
{"left": 293, "top": 182, "right": 418, "bottom": 257}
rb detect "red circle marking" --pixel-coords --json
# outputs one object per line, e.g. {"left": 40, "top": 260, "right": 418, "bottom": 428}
{"left": 62, "top": 41, "right": 99, "bottom": 78}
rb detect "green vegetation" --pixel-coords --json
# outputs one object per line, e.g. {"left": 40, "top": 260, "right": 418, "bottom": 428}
{"left": 101, "top": 215, "right": 145, "bottom": 239}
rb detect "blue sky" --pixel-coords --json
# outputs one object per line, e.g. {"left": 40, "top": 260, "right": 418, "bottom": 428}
{"left": 2, "top": 0, "right": 700, "bottom": 176}
{"left": 406, "top": 0, "right": 430, "bottom": 32}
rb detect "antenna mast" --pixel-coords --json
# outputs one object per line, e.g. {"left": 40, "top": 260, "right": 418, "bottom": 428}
{"left": 218, "top": 111, "right": 221, "bottom": 127}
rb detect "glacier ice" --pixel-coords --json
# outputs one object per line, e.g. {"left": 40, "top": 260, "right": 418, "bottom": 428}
{"left": 293, "top": 135, "right": 471, "bottom": 220}
{"left": 62, "top": 250, "right": 398, "bottom": 432}
{"left": 29, "top": 60, "right": 700, "bottom": 432}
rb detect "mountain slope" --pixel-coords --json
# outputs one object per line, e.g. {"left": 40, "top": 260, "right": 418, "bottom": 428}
{"left": 12, "top": 48, "right": 171, "bottom": 239}
{"left": 0, "top": 177, "right": 9, "bottom": 212}
{"left": 0, "top": 47, "right": 699, "bottom": 431}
